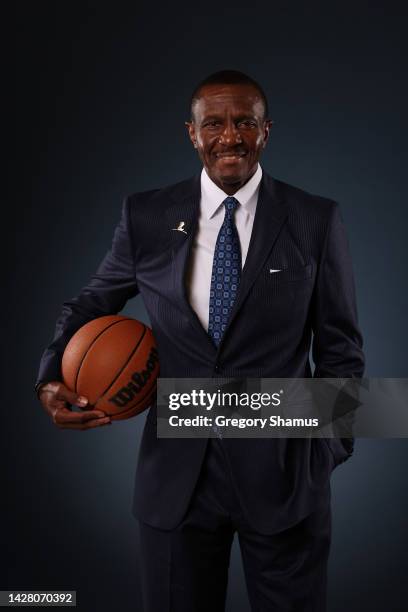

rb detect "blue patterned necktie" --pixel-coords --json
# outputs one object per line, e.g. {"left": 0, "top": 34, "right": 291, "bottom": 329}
{"left": 208, "top": 196, "right": 242, "bottom": 347}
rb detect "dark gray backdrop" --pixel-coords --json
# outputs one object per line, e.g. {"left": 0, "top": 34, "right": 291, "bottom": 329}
{"left": 9, "top": 2, "right": 407, "bottom": 611}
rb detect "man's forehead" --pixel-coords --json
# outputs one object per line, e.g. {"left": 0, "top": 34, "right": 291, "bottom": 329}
{"left": 194, "top": 84, "right": 263, "bottom": 113}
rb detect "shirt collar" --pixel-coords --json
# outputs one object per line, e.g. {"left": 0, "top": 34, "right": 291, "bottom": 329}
{"left": 200, "top": 164, "right": 263, "bottom": 220}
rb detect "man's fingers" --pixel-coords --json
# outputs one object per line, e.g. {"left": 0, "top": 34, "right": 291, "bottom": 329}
{"left": 38, "top": 381, "right": 111, "bottom": 429}
{"left": 54, "top": 407, "right": 110, "bottom": 425}
{"left": 47, "top": 382, "right": 88, "bottom": 407}
{"left": 57, "top": 390, "right": 89, "bottom": 407}
{"left": 56, "top": 416, "right": 112, "bottom": 430}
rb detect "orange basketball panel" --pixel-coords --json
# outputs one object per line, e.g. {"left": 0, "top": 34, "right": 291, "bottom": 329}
{"left": 95, "top": 328, "right": 159, "bottom": 417}
{"left": 76, "top": 319, "right": 146, "bottom": 404}
{"left": 62, "top": 315, "right": 130, "bottom": 391}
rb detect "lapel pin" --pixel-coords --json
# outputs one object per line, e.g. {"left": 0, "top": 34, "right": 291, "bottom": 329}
{"left": 172, "top": 221, "right": 188, "bottom": 235}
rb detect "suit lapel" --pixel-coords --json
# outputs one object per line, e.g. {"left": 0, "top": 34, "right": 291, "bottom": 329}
{"left": 165, "top": 175, "right": 218, "bottom": 351}
{"left": 216, "top": 172, "right": 288, "bottom": 352}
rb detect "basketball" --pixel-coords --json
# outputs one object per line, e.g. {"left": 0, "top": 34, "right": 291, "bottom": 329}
{"left": 61, "top": 315, "right": 159, "bottom": 420}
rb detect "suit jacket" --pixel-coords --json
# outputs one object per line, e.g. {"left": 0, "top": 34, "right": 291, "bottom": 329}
{"left": 36, "top": 170, "right": 365, "bottom": 534}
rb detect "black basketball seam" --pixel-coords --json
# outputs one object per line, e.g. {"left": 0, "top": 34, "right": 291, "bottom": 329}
{"left": 74, "top": 318, "right": 133, "bottom": 393}
{"left": 93, "top": 324, "right": 148, "bottom": 407}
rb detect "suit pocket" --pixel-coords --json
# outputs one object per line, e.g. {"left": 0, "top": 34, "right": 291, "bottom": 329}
{"left": 268, "top": 264, "right": 312, "bottom": 282}
{"left": 321, "top": 438, "right": 350, "bottom": 470}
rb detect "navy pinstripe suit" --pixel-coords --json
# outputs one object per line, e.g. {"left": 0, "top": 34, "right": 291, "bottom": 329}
{"left": 37, "top": 171, "right": 364, "bottom": 535}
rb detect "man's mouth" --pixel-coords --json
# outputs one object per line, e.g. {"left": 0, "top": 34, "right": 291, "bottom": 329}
{"left": 215, "top": 152, "right": 247, "bottom": 160}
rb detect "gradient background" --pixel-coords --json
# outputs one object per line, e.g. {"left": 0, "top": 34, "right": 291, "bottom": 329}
{"left": 9, "top": 2, "right": 407, "bottom": 610}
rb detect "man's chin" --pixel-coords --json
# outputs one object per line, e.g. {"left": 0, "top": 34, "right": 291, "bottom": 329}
{"left": 218, "top": 172, "right": 243, "bottom": 185}
{"left": 204, "top": 162, "right": 256, "bottom": 192}
{"left": 218, "top": 167, "right": 254, "bottom": 189}
{"left": 216, "top": 165, "right": 248, "bottom": 185}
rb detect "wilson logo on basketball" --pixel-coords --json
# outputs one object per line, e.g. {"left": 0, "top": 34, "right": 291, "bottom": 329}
{"left": 108, "top": 346, "right": 159, "bottom": 408}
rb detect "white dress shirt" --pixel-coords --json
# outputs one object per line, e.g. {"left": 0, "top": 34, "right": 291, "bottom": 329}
{"left": 186, "top": 164, "right": 263, "bottom": 331}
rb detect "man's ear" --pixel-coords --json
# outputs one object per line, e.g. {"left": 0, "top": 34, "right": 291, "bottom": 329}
{"left": 262, "top": 119, "right": 274, "bottom": 148}
{"left": 185, "top": 121, "right": 198, "bottom": 148}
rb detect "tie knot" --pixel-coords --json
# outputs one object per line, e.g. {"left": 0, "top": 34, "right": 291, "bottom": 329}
{"left": 223, "top": 196, "right": 239, "bottom": 213}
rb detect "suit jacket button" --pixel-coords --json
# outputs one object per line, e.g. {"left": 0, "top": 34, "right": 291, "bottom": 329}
{"left": 214, "top": 364, "right": 220, "bottom": 373}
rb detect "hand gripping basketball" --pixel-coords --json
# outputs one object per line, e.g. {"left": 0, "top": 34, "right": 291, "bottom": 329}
{"left": 61, "top": 315, "right": 159, "bottom": 421}
{"left": 38, "top": 381, "right": 112, "bottom": 430}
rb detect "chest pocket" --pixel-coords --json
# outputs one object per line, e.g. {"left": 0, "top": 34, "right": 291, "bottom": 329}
{"left": 266, "top": 263, "right": 313, "bottom": 283}
{"left": 248, "top": 263, "right": 314, "bottom": 313}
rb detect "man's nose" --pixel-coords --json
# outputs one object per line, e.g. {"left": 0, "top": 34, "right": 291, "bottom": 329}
{"left": 218, "top": 122, "right": 242, "bottom": 145}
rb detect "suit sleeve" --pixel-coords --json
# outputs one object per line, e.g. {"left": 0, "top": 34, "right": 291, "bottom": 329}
{"left": 35, "top": 196, "right": 139, "bottom": 387}
{"left": 312, "top": 203, "right": 365, "bottom": 379}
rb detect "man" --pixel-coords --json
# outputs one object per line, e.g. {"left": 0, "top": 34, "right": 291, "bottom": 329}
{"left": 36, "top": 70, "right": 365, "bottom": 611}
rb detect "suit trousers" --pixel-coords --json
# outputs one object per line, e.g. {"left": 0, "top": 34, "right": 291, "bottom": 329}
{"left": 138, "top": 438, "right": 331, "bottom": 612}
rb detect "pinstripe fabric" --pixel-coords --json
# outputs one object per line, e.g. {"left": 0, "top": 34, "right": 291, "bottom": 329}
{"left": 36, "top": 170, "right": 365, "bottom": 534}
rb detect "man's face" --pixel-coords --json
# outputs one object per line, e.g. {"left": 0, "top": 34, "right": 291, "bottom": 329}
{"left": 186, "top": 83, "right": 272, "bottom": 194}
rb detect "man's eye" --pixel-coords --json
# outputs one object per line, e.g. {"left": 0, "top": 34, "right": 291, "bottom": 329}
{"left": 204, "top": 121, "right": 221, "bottom": 128}
{"left": 238, "top": 120, "right": 256, "bottom": 128}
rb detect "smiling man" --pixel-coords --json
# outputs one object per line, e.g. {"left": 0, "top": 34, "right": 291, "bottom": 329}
{"left": 36, "top": 70, "right": 364, "bottom": 611}
{"left": 186, "top": 79, "right": 272, "bottom": 193}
